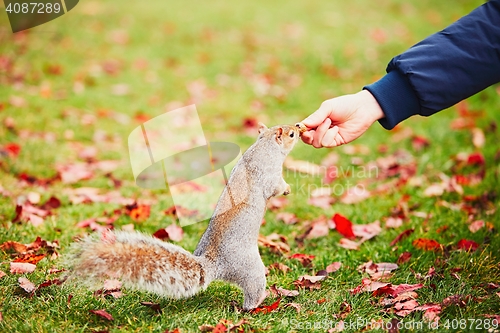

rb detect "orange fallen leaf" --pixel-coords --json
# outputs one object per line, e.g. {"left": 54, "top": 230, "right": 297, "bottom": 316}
{"left": 13, "top": 253, "right": 46, "bottom": 264}
{"left": 412, "top": 238, "right": 442, "bottom": 251}
{"left": 127, "top": 203, "right": 150, "bottom": 221}
{"left": 251, "top": 299, "right": 280, "bottom": 314}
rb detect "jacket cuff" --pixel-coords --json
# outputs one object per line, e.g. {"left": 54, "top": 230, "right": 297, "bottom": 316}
{"left": 363, "top": 70, "right": 421, "bottom": 130}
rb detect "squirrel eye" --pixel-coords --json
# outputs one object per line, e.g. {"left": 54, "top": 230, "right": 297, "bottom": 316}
{"left": 290, "top": 132, "right": 294, "bottom": 138}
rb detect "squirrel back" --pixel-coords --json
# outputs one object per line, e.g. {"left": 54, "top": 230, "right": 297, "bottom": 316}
{"left": 67, "top": 123, "right": 304, "bottom": 310}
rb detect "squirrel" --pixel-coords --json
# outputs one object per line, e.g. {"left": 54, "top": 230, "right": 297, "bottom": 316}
{"left": 68, "top": 122, "right": 307, "bottom": 310}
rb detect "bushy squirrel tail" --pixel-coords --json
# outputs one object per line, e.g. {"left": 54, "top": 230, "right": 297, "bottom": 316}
{"left": 67, "top": 230, "right": 211, "bottom": 299}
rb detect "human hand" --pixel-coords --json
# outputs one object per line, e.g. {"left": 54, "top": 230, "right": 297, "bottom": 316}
{"left": 301, "top": 90, "right": 385, "bottom": 148}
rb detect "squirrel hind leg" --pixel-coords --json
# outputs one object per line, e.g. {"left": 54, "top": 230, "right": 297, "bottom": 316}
{"left": 240, "top": 274, "right": 267, "bottom": 311}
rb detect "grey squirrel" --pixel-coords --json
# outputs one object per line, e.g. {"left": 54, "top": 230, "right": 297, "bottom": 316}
{"left": 68, "top": 122, "right": 307, "bottom": 310}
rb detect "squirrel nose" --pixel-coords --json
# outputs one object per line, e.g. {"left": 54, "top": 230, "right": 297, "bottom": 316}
{"left": 295, "top": 122, "right": 307, "bottom": 136}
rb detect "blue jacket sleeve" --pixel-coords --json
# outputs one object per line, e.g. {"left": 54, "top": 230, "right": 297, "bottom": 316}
{"left": 364, "top": 0, "right": 500, "bottom": 130}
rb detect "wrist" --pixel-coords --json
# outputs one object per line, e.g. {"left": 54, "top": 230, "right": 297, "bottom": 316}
{"left": 357, "top": 90, "right": 385, "bottom": 123}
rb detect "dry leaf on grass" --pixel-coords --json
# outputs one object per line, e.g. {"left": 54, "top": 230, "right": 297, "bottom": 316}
{"left": 18, "top": 277, "right": 36, "bottom": 293}
{"left": 89, "top": 309, "right": 114, "bottom": 321}
{"left": 326, "top": 262, "right": 342, "bottom": 273}
{"left": 269, "top": 284, "right": 299, "bottom": 297}
{"left": 10, "top": 262, "right": 36, "bottom": 274}
{"left": 258, "top": 234, "right": 290, "bottom": 255}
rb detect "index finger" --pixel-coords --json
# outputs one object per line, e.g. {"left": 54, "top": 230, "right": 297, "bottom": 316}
{"left": 301, "top": 102, "right": 332, "bottom": 130}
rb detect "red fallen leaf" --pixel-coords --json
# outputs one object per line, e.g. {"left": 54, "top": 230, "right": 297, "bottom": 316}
{"left": 152, "top": 228, "right": 169, "bottom": 240}
{"left": 358, "top": 262, "right": 398, "bottom": 280}
{"left": 164, "top": 205, "right": 199, "bottom": 218}
{"left": 10, "top": 262, "right": 36, "bottom": 274}
{"left": 276, "top": 212, "right": 299, "bottom": 225}
{"left": 419, "top": 303, "right": 442, "bottom": 324}
{"left": 469, "top": 220, "right": 485, "bottom": 233}
{"left": 28, "top": 214, "right": 44, "bottom": 227}
{"left": 317, "top": 298, "right": 327, "bottom": 304}
{"left": 411, "top": 135, "right": 430, "bottom": 151}
{"left": 323, "top": 166, "right": 338, "bottom": 184}
{"left": 126, "top": 203, "right": 150, "bottom": 221}
{"left": 140, "top": 301, "right": 162, "bottom": 313}
{"left": 412, "top": 238, "right": 442, "bottom": 251}
{"left": 171, "top": 181, "right": 208, "bottom": 193}
{"left": 454, "top": 174, "right": 471, "bottom": 185}
{"left": 251, "top": 299, "right": 280, "bottom": 314}
{"left": 285, "top": 302, "right": 301, "bottom": 313}
{"left": 57, "top": 163, "right": 94, "bottom": 184}
{"left": 164, "top": 329, "right": 181, "bottom": 333}
{"left": 0, "top": 271, "right": 6, "bottom": 279}
{"left": 326, "top": 262, "right": 342, "bottom": 273}
{"left": 395, "top": 299, "right": 419, "bottom": 311}
{"left": 456, "top": 239, "right": 479, "bottom": 251}
{"left": 298, "top": 275, "right": 327, "bottom": 283}
{"left": 38, "top": 278, "right": 63, "bottom": 289}
{"left": 350, "top": 278, "right": 390, "bottom": 295}
{"left": 12, "top": 205, "right": 23, "bottom": 223}
{"left": 242, "top": 117, "right": 258, "bottom": 130}
{"left": 4, "top": 143, "right": 21, "bottom": 157}
{"left": 267, "top": 197, "right": 289, "bottom": 210}
{"left": 89, "top": 309, "right": 114, "bottom": 321}
{"left": 332, "top": 213, "right": 355, "bottom": 239}
{"left": 352, "top": 221, "right": 381, "bottom": 241}
{"left": 397, "top": 252, "right": 412, "bottom": 264}
{"left": 372, "top": 283, "right": 424, "bottom": 297}
{"left": 292, "top": 277, "right": 323, "bottom": 290}
{"left": 13, "top": 253, "right": 46, "bottom": 264}
{"left": 40, "top": 196, "right": 61, "bottom": 211}
{"left": 390, "top": 284, "right": 424, "bottom": 297}
{"left": 338, "top": 238, "right": 360, "bottom": 250}
{"left": 308, "top": 195, "right": 334, "bottom": 209}
{"left": 390, "top": 229, "right": 414, "bottom": 246}
{"left": 289, "top": 253, "right": 315, "bottom": 267}
{"left": 306, "top": 220, "right": 330, "bottom": 239}
{"left": 340, "top": 186, "right": 371, "bottom": 204}
{"left": 483, "top": 314, "right": 500, "bottom": 324}
{"left": 165, "top": 224, "right": 184, "bottom": 242}
{"left": 94, "top": 279, "right": 123, "bottom": 299}
{"left": 467, "top": 152, "right": 485, "bottom": 166}
{"left": 385, "top": 217, "right": 403, "bottom": 228}
{"left": 442, "top": 295, "right": 468, "bottom": 307}
{"left": 18, "top": 277, "right": 36, "bottom": 293}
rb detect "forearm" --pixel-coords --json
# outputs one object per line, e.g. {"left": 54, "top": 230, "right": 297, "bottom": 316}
{"left": 365, "top": 0, "right": 500, "bottom": 129}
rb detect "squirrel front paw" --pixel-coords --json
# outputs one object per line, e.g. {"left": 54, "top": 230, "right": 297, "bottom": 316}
{"left": 283, "top": 184, "right": 291, "bottom": 196}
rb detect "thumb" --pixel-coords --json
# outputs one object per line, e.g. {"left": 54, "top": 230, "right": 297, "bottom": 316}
{"left": 301, "top": 102, "right": 332, "bottom": 129}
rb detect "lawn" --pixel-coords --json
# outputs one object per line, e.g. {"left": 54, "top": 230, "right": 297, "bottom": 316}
{"left": 1, "top": 0, "right": 499, "bottom": 332}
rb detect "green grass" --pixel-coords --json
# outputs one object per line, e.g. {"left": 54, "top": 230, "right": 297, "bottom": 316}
{"left": 1, "top": 0, "right": 500, "bottom": 332}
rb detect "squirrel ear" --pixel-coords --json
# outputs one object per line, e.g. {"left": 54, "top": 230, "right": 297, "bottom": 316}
{"left": 258, "top": 122, "right": 268, "bottom": 134}
{"left": 275, "top": 127, "right": 283, "bottom": 144}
